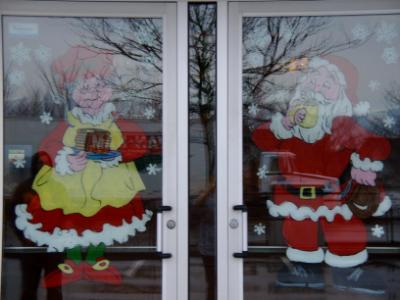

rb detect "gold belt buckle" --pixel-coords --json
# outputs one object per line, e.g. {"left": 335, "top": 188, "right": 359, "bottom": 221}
{"left": 300, "top": 186, "right": 316, "bottom": 199}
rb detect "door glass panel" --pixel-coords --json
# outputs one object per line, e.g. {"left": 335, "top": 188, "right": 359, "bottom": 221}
{"left": 188, "top": 3, "right": 217, "bottom": 300}
{"left": 2, "top": 15, "right": 163, "bottom": 299}
{"left": 242, "top": 14, "right": 400, "bottom": 298}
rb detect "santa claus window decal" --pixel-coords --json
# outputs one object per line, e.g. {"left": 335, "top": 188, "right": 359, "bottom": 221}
{"left": 243, "top": 15, "right": 400, "bottom": 296}
{"left": 3, "top": 16, "right": 163, "bottom": 294}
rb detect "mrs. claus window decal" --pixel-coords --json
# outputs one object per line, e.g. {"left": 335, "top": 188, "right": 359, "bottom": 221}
{"left": 15, "top": 46, "right": 153, "bottom": 287}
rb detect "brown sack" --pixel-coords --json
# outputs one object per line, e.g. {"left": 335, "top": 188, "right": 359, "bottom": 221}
{"left": 346, "top": 184, "right": 380, "bottom": 219}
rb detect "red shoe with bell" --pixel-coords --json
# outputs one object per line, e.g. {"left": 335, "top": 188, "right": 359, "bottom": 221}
{"left": 41, "top": 260, "right": 83, "bottom": 288}
{"left": 83, "top": 258, "right": 122, "bottom": 285}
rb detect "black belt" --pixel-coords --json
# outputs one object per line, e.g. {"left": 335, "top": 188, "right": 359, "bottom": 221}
{"left": 286, "top": 180, "right": 353, "bottom": 200}
{"left": 286, "top": 185, "right": 327, "bottom": 199}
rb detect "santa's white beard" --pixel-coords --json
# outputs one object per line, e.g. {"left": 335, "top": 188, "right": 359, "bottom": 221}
{"left": 290, "top": 90, "right": 352, "bottom": 143}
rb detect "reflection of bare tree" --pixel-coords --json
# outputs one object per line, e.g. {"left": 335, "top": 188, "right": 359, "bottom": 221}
{"left": 386, "top": 82, "right": 400, "bottom": 106}
{"left": 243, "top": 17, "right": 368, "bottom": 105}
{"left": 189, "top": 5, "right": 217, "bottom": 178}
{"left": 74, "top": 18, "right": 163, "bottom": 113}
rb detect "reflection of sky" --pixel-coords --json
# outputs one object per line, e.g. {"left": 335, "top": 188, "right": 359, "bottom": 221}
{"left": 4, "top": 17, "right": 82, "bottom": 98}
{"left": 243, "top": 14, "right": 400, "bottom": 112}
{"left": 3, "top": 16, "right": 162, "bottom": 102}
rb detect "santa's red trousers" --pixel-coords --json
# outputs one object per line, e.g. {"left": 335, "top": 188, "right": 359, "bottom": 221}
{"left": 283, "top": 215, "right": 367, "bottom": 256}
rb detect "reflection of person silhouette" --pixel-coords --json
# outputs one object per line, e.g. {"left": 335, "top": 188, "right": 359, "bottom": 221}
{"left": 12, "top": 153, "right": 62, "bottom": 300}
{"left": 14, "top": 46, "right": 152, "bottom": 288}
{"left": 252, "top": 56, "right": 391, "bottom": 294}
{"left": 194, "top": 177, "right": 216, "bottom": 300}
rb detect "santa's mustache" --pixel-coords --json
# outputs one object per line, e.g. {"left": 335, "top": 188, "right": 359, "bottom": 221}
{"left": 290, "top": 90, "right": 330, "bottom": 107}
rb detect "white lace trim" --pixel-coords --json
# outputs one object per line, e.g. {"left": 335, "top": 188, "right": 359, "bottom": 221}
{"left": 351, "top": 153, "right": 383, "bottom": 172}
{"left": 71, "top": 102, "right": 116, "bottom": 125}
{"left": 266, "top": 200, "right": 353, "bottom": 222}
{"left": 100, "top": 155, "right": 122, "bottom": 168}
{"left": 287, "top": 247, "right": 324, "bottom": 263}
{"left": 55, "top": 146, "right": 74, "bottom": 176}
{"left": 269, "top": 112, "right": 294, "bottom": 140}
{"left": 325, "top": 249, "right": 368, "bottom": 268}
{"left": 15, "top": 204, "right": 152, "bottom": 252}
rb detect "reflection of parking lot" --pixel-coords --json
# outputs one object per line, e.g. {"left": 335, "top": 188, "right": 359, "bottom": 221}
{"left": 243, "top": 254, "right": 400, "bottom": 300}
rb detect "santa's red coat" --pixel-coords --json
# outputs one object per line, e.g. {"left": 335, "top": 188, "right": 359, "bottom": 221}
{"left": 252, "top": 116, "right": 391, "bottom": 216}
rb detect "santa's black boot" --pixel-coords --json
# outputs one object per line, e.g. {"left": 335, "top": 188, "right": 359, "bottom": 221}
{"left": 331, "top": 266, "right": 386, "bottom": 295}
{"left": 276, "top": 262, "right": 324, "bottom": 288}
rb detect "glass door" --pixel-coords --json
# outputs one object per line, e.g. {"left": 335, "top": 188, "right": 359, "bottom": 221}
{"left": 227, "top": 1, "right": 400, "bottom": 299}
{"left": 1, "top": 1, "right": 181, "bottom": 299}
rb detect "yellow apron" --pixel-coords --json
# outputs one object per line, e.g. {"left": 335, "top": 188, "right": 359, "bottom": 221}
{"left": 33, "top": 112, "right": 145, "bottom": 217}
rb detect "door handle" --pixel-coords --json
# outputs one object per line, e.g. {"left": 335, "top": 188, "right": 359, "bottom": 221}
{"left": 156, "top": 205, "right": 172, "bottom": 259}
{"left": 233, "top": 205, "right": 248, "bottom": 258}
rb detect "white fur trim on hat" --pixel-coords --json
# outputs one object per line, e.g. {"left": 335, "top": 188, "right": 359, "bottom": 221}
{"left": 266, "top": 200, "right": 353, "bottom": 222}
{"left": 287, "top": 247, "right": 324, "bottom": 263}
{"left": 269, "top": 113, "right": 293, "bottom": 140}
{"left": 55, "top": 146, "right": 74, "bottom": 176}
{"left": 325, "top": 249, "right": 368, "bottom": 268}
{"left": 308, "top": 57, "right": 346, "bottom": 87}
{"left": 72, "top": 102, "right": 116, "bottom": 125}
{"left": 351, "top": 153, "right": 383, "bottom": 172}
{"left": 15, "top": 204, "right": 153, "bottom": 252}
{"left": 372, "top": 195, "right": 392, "bottom": 217}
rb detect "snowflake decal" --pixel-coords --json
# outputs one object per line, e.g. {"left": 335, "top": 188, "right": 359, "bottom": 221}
{"left": 371, "top": 224, "right": 385, "bottom": 238}
{"left": 34, "top": 45, "right": 52, "bottom": 63}
{"left": 253, "top": 223, "right": 266, "bottom": 236}
{"left": 368, "top": 80, "right": 380, "bottom": 92}
{"left": 352, "top": 24, "right": 369, "bottom": 41}
{"left": 146, "top": 163, "right": 161, "bottom": 175}
{"left": 248, "top": 103, "right": 259, "bottom": 117}
{"left": 40, "top": 112, "right": 53, "bottom": 125}
{"left": 257, "top": 165, "right": 268, "bottom": 179}
{"left": 382, "top": 47, "right": 399, "bottom": 64}
{"left": 383, "top": 115, "right": 395, "bottom": 129}
{"left": 9, "top": 70, "right": 25, "bottom": 86}
{"left": 10, "top": 42, "right": 31, "bottom": 66}
{"left": 143, "top": 107, "right": 156, "bottom": 119}
{"left": 13, "top": 158, "right": 26, "bottom": 169}
{"left": 376, "top": 21, "right": 398, "bottom": 44}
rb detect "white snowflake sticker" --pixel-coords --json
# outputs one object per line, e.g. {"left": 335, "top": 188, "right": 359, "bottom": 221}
{"left": 248, "top": 103, "right": 259, "bottom": 117}
{"left": 371, "top": 224, "right": 385, "bottom": 238}
{"left": 383, "top": 115, "right": 395, "bottom": 129}
{"left": 257, "top": 165, "right": 268, "bottom": 179}
{"left": 352, "top": 24, "right": 369, "bottom": 41}
{"left": 40, "top": 112, "right": 53, "bottom": 125}
{"left": 34, "top": 45, "right": 52, "bottom": 63}
{"left": 382, "top": 47, "right": 399, "bottom": 64}
{"left": 146, "top": 163, "right": 161, "bottom": 175}
{"left": 9, "top": 70, "right": 25, "bottom": 86}
{"left": 376, "top": 21, "right": 398, "bottom": 44}
{"left": 10, "top": 42, "right": 31, "bottom": 66}
{"left": 143, "top": 107, "right": 156, "bottom": 119}
{"left": 253, "top": 223, "right": 266, "bottom": 236}
{"left": 13, "top": 158, "right": 26, "bottom": 169}
{"left": 368, "top": 80, "right": 380, "bottom": 92}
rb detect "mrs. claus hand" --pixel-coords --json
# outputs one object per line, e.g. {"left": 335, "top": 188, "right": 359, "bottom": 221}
{"left": 351, "top": 167, "right": 377, "bottom": 186}
{"left": 67, "top": 151, "right": 88, "bottom": 172}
